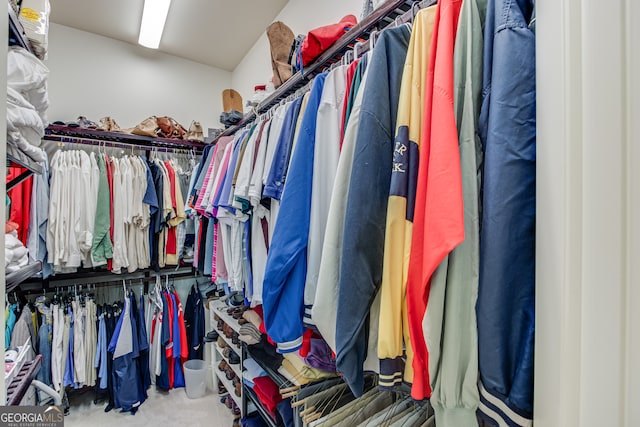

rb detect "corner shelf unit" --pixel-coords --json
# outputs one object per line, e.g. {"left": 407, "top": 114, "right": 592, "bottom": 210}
{"left": 208, "top": 298, "right": 254, "bottom": 417}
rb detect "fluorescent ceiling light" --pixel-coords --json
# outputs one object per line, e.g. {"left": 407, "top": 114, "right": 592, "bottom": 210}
{"left": 138, "top": 0, "right": 171, "bottom": 49}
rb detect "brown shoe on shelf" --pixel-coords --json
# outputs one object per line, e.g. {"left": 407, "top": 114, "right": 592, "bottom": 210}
{"left": 225, "top": 366, "right": 235, "bottom": 381}
{"left": 218, "top": 382, "right": 228, "bottom": 395}
{"left": 186, "top": 120, "right": 204, "bottom": 142}
{"left": 224, "top": 324, "right": 234, "bottom": 339}
{"left": 231, "top": 332, "right": 240, "bottom": 346}
{"left": 217, "top": 336, "right": 227, "bottom": 349}
{"left": 222, "top": 89, "right": 244, "bottom": 114}
{"left": 218, "top": 359, "right": 229, "bottom": 372}
{"left": 223, "top": 347, "right": 232, "bottom": 359}
{"left": 267, "top": 21, "right": 295, "bottom": 88}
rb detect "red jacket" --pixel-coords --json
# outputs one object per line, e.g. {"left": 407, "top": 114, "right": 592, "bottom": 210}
{"left": 406, "top": 0, "right": 464, "bottom": 401}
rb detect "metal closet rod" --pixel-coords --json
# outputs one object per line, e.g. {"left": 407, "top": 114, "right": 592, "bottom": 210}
{"left": 43, "top": 135, "right": 199, "bottom": 154}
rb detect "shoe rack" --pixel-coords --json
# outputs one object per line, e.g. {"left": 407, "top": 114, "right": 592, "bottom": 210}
{"left": 209, "top": 298, "right": 255, "bottom": 418}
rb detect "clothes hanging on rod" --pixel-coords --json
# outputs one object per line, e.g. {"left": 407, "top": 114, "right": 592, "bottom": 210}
{"left": 41, "top": 145, "right": 197, "bottom": 276}
{"left": 21, "top": 278, "right": 195, "bottom": 415}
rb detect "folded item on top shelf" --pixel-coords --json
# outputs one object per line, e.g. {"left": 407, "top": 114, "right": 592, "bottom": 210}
{"left": 7, "top": 138, "right": 45, "bottom": 165}
{"left": 300, "top": 15, "right": 358, "bottom": 67}
{"left": 5, "top": 230, "right": 29, "bottom": 272}
{"left": 7, "top": 46, "right": 49, "bottom": 124}
{"left": 7, "top": 131, "right": 46, "bottom": 163}
{"left": 7, "top": 87, "right": 44, "bottom": 147}
{"left": 220, "top": 110, "right": 244, "bottom": 128}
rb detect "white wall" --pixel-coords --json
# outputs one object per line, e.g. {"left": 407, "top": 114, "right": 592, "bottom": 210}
{"left": 536, "top": 0, "right": 640, "bottom": 425}
{"left": 231, "top": 0, "right": 363, "bottom": 104}
{"left": 46, "top": 24, "right": 232, "bottom": 132}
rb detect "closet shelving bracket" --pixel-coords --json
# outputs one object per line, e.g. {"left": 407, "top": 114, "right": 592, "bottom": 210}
{"left": 6, "top": 261, "right": 43, "bottom": 293}
{"left": 6, "top": 153, "right": 43, "bottom": 190}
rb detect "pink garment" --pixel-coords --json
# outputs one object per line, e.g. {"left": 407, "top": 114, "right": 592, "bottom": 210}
{"left": 194, "top": 145, "right": 218, "bottom": 216}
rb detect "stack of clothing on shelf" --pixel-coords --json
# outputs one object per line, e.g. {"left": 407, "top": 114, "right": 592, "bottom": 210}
{"left": 5, "top": 223, "right": 29, "bottom": 274}
{"left": 235, "top": 306, "right": 337, "bottom": 425}
{"left": 6, "top": 46, "right": 49, "bottom": 167}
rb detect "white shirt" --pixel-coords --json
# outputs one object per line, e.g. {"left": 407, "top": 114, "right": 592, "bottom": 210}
{"left": 313, "top": 66, "right": 369, "bottom": 351}
{"left": 305, "top": 65, "right": 349, "bottom": 319}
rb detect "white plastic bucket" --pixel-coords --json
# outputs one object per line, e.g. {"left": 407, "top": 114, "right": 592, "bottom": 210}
{"left": 183, "top": 359, "right": 207, "bottom": 399}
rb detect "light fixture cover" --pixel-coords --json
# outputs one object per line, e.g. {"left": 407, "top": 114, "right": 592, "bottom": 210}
{"left": 138, "top": 0, "right": 172, "bottom": 49}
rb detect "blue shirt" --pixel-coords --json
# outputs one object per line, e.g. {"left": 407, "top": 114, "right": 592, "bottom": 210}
{"left": 262, "top": 74, "right": 327, "bottom": 353}
{"left": 143, "top": 161, "right": 159, "bottom": 215}
{"left": 263, "top": 97, "right": 303, "bottom": 201}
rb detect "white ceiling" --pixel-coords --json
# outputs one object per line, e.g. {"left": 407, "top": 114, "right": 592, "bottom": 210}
{"left": 49, "top": 0, "right": 289, "bottom": 71}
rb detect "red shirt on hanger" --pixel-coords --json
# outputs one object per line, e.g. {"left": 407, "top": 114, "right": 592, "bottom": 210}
{"left": 7, "top": 167, "right": 33, "bottom": 245}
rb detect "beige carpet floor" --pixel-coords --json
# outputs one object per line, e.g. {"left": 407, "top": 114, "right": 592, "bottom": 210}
{"left": 64, "top": 386, "right": 237, "bottom": 427}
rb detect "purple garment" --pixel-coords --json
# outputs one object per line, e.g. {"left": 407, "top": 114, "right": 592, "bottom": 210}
{"left": 304, "top": 338, "right": 336, "bottom": 372}
{"left": 216, "top": 132, "right": 247, "bottom": 215}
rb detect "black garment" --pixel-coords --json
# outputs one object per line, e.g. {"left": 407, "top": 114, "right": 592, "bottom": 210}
{"left": 148, "top": 161, "right": 165, "bottom": 272}
{"left": 104, "top": 304, "right": 117, "bottom": 412}
{"left": 156, "top": 292, "right": 170, "bottom": 390}
{"left": 277, "top": 398, "right": 294, "bottom": 427}
{"left": 197, "top": 217, "right": 209, "bottom": 273}
{"left": 184, "top": 285, "right": 205, "bottom": 360}
{"left": 131, "top": 294, "right": 150, "bottom": 400}
{"left": 247, "top": 336, "right": 283, "bottom": 373}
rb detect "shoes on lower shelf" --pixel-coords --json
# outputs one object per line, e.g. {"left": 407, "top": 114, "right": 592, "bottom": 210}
{"left": 231, "top": 332, "right": 240, "bottom": 346}
{"left": 217, "top": 336, "right": 227, "bottom": 349}
{"left": 228, "top": 350, "right": 240, "bottom": 365}
{"left": 223, "top": 347, "right": 232, "bottom": 359}
{"left": 218, "top": 383, "right": 228, "bottom": 395}
{"left": 204, "top": 330, "right": 219, "bottom": 342}
{"left": 225, "top": 365, "right": 235, "bottom": 381}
